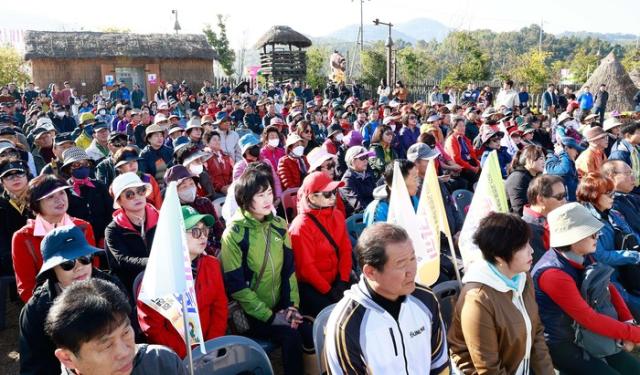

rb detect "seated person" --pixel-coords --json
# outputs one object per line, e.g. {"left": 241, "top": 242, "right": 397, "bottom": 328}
{"left": 363, "top": 159, "right": 419, "bottom": 225}
{"left": 602, "top": 160, "right": 640, "bottom": 235}
{"left": 113, "top": 146, "right": 163, "bottom": 209}
{"left": 339, "top": 146, "right": 377, "bottom": 215}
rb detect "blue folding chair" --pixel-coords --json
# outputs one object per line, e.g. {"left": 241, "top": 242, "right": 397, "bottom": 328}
{"left": 432, "top": 280, "right": 461, "bottom": 329}
{"left": 313, "top": 303, "right": 337, "bottom": 374}
{"left": 345, "top": 213, "right": 366, "bottom": 240}
{"left": 187, "top": 335, "right": 274, "bottom": 375}
{"left": 451, "top": 189, "right": 474, "bottom": 219}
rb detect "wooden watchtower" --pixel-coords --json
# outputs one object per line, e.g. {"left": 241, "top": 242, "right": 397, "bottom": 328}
{"left": 254, "top": 26, "right": 312, "bottom": 83}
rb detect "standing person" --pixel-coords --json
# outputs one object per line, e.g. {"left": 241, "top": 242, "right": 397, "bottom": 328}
{"left": 594, "top": 84, "right": 609, "bottom": 125}
{"left": 541, "top": 84, "right": 558, "bottom": 116}
{"left": 138, "top": 206, "right": 227, "bottom": 358}
{"left": 12, "top": 175, "right": 95, "bottom": 302}
{"left": 289, "top": 172, "right": 352, "bottom": 317}
{"left": 220, "top": 168, "right": 312, "bottom": 375}
{"left": 505, "top": 145, "right": 545, "bottom": 215}
{"left": 532, "top": 203, "right": 640, "bottom": 374}
{"left": 448, "top": 213, "right": 554, "bottom": 374}
{"left": 577, "top": 86, "right": 594, "bottom": 120}
{"left": 377, "top": 79, "right": 390, "bottom": 104}
{"left": 575, "top": 126, "right": 608, "bottom": 178}
{"left": 0, "top": 158, "right": 32, "bottom": 277}
{"left": 325, "top": 223, "right": 449, "bottom": 374}
{"left": 518, "top": 86, "right": 530, "bottom": 108}
{"left": 104, "top": 172, "right": 158, "bottom": 294}
{"left": 45, "top": 278, "right": 187, "bottom": 375}
{"left": 496, "top": 79, "right": 520, "bottom": 110}
{"left": 19, "top": 226, "right": 123, "bottom": 375}
{"left": 130, "top": 83, "right": 144, "bottom": 109}
{"left": 522, "top": 175, "right": 567, "bottom": 264}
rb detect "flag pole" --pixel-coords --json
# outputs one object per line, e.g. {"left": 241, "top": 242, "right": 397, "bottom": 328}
{"left": 181, "top": 293, "right": 195, "bottom": 375}
{"left": 445, "top": 234, "right": 463, "bottom": 287}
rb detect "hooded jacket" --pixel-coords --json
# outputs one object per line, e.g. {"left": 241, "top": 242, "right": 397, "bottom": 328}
{"left": 448, "top": 260, "right": 554, "bottom": 375}
{"left": 325, "top": 278, "right": 449, "bottom": 374}
{"left": 104, "top": 203, "right": 159, "bottom": 293}
{"left": 220, "top": 209, "right": 299, "bottom": 322}
{"left": 137, "top": 255, "right": 227, "bottom": 358}
{"left": 289, "top": 191, "right": 352, "bottom": 294}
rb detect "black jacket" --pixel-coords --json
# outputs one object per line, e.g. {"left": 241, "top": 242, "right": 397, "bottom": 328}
{"left": 505, "top": 168, "right": 535, "bottom": 216}
{"left": 0, "top": 193, "right": 32, "bottom": 275}
{"left": 95, "top": 157, "right": 117, "bottom": 187}
{"left": 19, "top": 270, "right": 124, "bottom": 375}
{"left": 339, "top": 167, "right": 376, "bottom": 216}
{"left": 67, "top": 179, "right": 114, "bottom": 243}
{"left": 612, "top": 191, "right": 640, "bottom": 236}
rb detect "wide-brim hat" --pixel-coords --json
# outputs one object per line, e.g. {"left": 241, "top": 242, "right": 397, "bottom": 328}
{"left": 61, "top": 147, "right": 92, "bottom": 169}
{"left": 307, "top": 147, "right": 337, "bottom": 171}
{"left": 481, "top": 130, "right": 505, "bottom": 145}
{"left": 406, "top": 143, "right": 440, "bottom": 162}
{"left": 548, "top": 202, "right": 604, "bottom": 247}
{"left": 214, "top": 112, "right": 230, "bottom": 124}
{"left": 481, "top": 107, "right": 497, "bottom": 118}
{"left": 584, "top": 126, "right": 608, "bottom": 142}
{"left": 239, "top": 133, "right": 261, "bottom": 154}
{"left": 111, "top": 172, "right": 152, "bottom": 209}
{"left": 327, "top": 124, "right": 343, "bottom": 137}
{"left": 557, "top": 112, "right": 573, "bottom": 124}
{"left": 114, "top": 149, "right": 142, "bottom": 168}
{"left": 168, "top": 124, "right": 185, "bottom": 135}
{"left": 186, "top": 118, "right": 203, "bottom": 131}
{"left": 603, "top": 118, "right": 623, "bottom": 131}
{"left": 145, "top": 124, "right": 165, "bottom": 138}
{"left": 285, "top": 134, "right": 303, "bottom": 149}
{"left": 37, "top": 225, "right": 102, "bottom": 280}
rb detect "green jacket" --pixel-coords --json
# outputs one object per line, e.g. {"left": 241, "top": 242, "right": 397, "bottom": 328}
{"left": 220, "top": 209, "right": 299, "bottom": 322}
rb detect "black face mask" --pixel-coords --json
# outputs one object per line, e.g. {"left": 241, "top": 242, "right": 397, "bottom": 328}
{"left": 247, "top": 146, "right": 260, "bottom": 158}
{"left": 486, "top": 119, "right": 498, "bottom": 125}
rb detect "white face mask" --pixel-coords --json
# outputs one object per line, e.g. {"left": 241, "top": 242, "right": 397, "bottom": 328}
{"left": 56, "top": 111, "right": 65, "bottom": 117}
{"left": 188, "top": 163, "right": 204, "bottom": 175}
{"left": 292, "top": 145, "right": 305, "bottom": 157}
{"left": 178, "top": 186, "right": 197, "bottom": 203}
{"left": 268, "top": 139, "right": 280, "bottom": 148}
{"left": 335, "top": 134, "right": 344, "bottom": 142}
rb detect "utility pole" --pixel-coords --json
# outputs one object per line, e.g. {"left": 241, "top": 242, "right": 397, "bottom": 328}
{"left": 373, "top": 18, "right": 394, "bottom": 86}
{"left": 352, "top": 0, "right": 369, "bottom": 51}
{"left": 172, "top": 10, "right": 181, "bottom": 34}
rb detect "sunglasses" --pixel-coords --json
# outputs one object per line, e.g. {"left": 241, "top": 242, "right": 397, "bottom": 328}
{"left": 316, "top": 189, "right": 338, "bottom": 199}
{"left": 189, "top": 226, "right": 210, "bottom": 239}
{"left": 111, "top": 141, "right": 127, "bottom": 148}
{"left": 2, "top": 171, "right": 26, "bottom": 181}
{"left": 59, "top": 255, "right": 93, "bottom": 271}
{"left": 123, "top": 186, "right": 147, "bottom": 200}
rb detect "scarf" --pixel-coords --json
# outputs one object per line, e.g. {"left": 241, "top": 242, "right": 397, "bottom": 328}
{"left": 71, "top": 178, "right": 95, "bottom": 196}
{"left": 33, "top": 214, "right": 74, "bottom": 237}
{"left": 487, "top": 262, "right": 523, "bottom": 292}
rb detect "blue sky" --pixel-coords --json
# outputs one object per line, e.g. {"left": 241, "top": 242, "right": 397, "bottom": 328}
{"left": 3, "top": 0, "right": 639, "bottom": 48}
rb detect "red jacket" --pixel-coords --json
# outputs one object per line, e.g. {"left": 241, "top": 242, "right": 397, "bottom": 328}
{"left": 12, "top": 217, "right": 96, "bottom": 302}
{"left": 278, "top": 155, "right": 310, "bottom": 190}
{"left": 206, "top": 151, "right": 234, "bottom": 193}
{"left": 289, "top": 206, "right": 352, "bottom": 294}
{"left": 444, "top": 134, "right": 480, "bottom": 172}
{"left": 137, "top": 255, "right": 228, "bottom": 358}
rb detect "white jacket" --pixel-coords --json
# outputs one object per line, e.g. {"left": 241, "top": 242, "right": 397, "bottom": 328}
{"left": 462, "top": 260, "right": 532, "bottom": 375}
{"left": 325, "top": 278, "right": 449, "bottom": 375}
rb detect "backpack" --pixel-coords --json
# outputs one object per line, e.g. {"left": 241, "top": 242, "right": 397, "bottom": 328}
{"left": 612, "top": 223, "right": 640, "bottom": 292}
{"left": 573, "top": 262, "right": 621, "bottom": 359}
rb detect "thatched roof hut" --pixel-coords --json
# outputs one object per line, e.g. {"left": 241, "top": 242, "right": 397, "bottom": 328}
{"left": 254, "top": 26, "right": 312, "bottom": 50}
{"left": 24, "top": 30, "right": 217, "bottom": 60}
{"left": 630, "top": 69, "right": 640, "bottom": 89}
{"left": 580, "top": 51, "right": 637, "bottom": 111}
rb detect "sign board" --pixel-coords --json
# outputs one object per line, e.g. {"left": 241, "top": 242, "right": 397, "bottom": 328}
{"left": 147, "top": 73, "right": 157, "bottom": 85}
{"left": 105, "top": 75, "right": 115, "bottom": 86}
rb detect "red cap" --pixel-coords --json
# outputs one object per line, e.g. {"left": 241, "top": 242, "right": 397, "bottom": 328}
{"left": 301, "top": 171, "right": 345, "bottom": 195}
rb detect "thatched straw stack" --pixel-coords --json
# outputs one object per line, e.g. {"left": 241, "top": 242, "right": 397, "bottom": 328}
{"left": 630, "top": 69, "right": 640, "bottom": 89}
{"left": 580, "top": 51, "right": 637, "bottom": 111}
{"left": 254, "top": 26, "right": 312, "bottom": 49}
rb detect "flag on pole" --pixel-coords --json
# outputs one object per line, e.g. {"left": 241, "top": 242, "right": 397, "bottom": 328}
{"left": 458, "top": 150, "right": 509, "bottom": 267}
{"left": 498, "top": 120, "right": 519, "bottom": 157}
{"left": 138, "top": 182, "right": 206, "bottom": 354}
{"left": 388, "top": 162, "right": 440, "bottom": 286}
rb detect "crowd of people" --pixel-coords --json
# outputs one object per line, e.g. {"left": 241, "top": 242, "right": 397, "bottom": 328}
{"left": 2, "top": 76, "right": 640, "bottom": 375}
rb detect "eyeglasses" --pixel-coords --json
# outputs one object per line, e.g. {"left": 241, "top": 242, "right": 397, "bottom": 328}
{"left": 303, "top": 129, "right": 312, "bottom": 134}
{"left": 59, "top": 255, "right": 93, "bottom": 271}
{"left": 320, "top": 162, "right": 336, "bottom": 170}
{"left": 316, "top": 189, "right": 337, "bottom": 199}
{"left": 123, "top": 186, "right": 147, "bottom": 200}
{"left": 189, "top": 226, "right": 210, "bottom": 239}
{"left": 2, "top": 171, "right": 26, "bottom": 181}
{"left": 548, "top": 191, "right": 566, "bottom": 201}
{"left": 71, "top": 161, "right": 90, "bottom": 169}
{"left": 605, "top": 191, "right": 615, "bottom": 198}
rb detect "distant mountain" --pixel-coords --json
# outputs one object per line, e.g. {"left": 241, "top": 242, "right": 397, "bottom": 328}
{"left": 316, "top": 17, "right": 450, "bottom": 45}
{"left": 558, "top": 31, "right": 638, "bottom": 44}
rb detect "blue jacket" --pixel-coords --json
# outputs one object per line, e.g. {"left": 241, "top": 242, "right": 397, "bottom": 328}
{"left": 583, "top": 202, "right": 640, "bottom": 268}
{"left": 578, "top": 92, "right": 593, "bottom": 110}
{"left": 362, "top": 121, "right": 379, "bottom": 147}
{"left": 139, "top": 145, "right": 174, "bottom": 178}
{"left": 608, "top": 139, "right": 634, "bottom": 166}
{"left": 363, "top": 185, "right": 419, "bottom": 225}
{"left": 612, "top": 192, "right": 640, "bottom": 236}
{"left": 544, "top": 151, "right": 578, "bottom": 201}
{"left": 480, "top": 147, "right": 511, "bottom": 178}
{"left": 398, "top": 126, "right": 420, "bottom": 156}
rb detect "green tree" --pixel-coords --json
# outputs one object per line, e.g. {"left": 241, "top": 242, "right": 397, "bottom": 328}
{"left": 622, "top": 47, "right": 640, "bottom": 73}
{"left": 203, "top": 15, "right": 236, "bottom": 77}
{"left": 0, "top": 46, "right": 30, "bottom": 87}
{"left": 439, "top": 32, "right": 490, "bottom": 89}
{"left": 100, "top": 27, "right": 131, "bottom": 33}
{"left": 305, "top": 46, "right": 330, "bottom": 91}
{"left": 396, "top": 47, "right": 437, "bottom": 84}
{"left": 569, "top": 48, "right": 600, "bottom": 84}
{"left": 359, "top": 43, "right": 386, "bottom": 88}
{"left": 510, "top": 49, "right": 551, "bottom": 92}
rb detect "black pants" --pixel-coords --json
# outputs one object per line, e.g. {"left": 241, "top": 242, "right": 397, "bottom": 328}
{"left": 549, "top": 341, "right": 640, "bottom": 375}
{"left": 248, "top": 316, "right": 313, "bottom": 375}
{"left": 299, "top": 282, "right": 337, "bottom": 317}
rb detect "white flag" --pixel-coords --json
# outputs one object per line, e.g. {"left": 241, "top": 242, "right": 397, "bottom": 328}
{"left": 498, "top": 120, "right": 519, "bottom": 157}
{"left": 138, "top": 182, "right": 206, "bottom": 354}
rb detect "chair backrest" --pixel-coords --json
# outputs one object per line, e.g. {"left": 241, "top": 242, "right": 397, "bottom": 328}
{"left": 212, "top": 197, "right": 226, "bottom": 218}
{"left": 432, "top": 280, "right": 461, "bottom": 329}
{"left": 451, "top": 189, "right": 474, "bottom": 218}
{"left": 345, "top": 213, "right": 366, "bottom": 240}
{"left": 187, "top": 335, "right": 274, "bottom": 375}
{"left": 281, "top": 187, "right": 299, "bottom": 223}
{"left": 313, "top": 303, "right": 337, "bottom": 374}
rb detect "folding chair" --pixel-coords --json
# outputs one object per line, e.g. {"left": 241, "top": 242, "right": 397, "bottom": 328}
{"left": 451, "top": 189, "right": 474, "bottom": 219}
{"left": 432, "top": 280, "right": 461, "bottom": 329}
{"left": 187, "top": 335, "right": 274, "bottom": 375}
{"left": 312, "top": 304, "right": 337, "bottom": 375}
{"left": 280, "top": 187, "right": 299, "bottom": 223}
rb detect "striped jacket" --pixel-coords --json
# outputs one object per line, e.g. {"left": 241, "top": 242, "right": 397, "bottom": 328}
{"left": 325, "top": 278, "right": 449, "bottom": 375}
